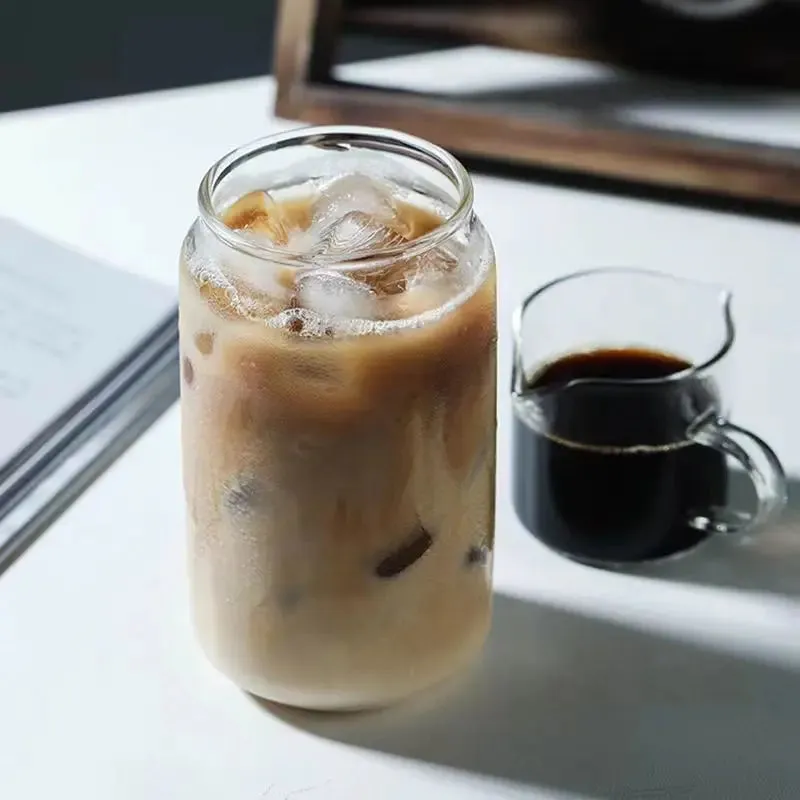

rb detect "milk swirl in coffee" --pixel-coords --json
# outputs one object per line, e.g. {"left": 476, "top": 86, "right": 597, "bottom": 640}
{"left": 179, "top": 133, "right": 497, "bottom": 710}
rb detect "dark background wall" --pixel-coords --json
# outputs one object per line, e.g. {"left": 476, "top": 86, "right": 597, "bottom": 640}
{"left": 0, "top": 5, "right": 439, "bottom": 113}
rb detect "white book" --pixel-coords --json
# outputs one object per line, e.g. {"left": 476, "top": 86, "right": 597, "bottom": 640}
{"left": 0, "top": 217, "right": 178, "bottom": 571}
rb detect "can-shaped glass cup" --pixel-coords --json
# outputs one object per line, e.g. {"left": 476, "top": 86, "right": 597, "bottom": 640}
{"left": 179, "top": 126, "right": 497, "bottom": 710}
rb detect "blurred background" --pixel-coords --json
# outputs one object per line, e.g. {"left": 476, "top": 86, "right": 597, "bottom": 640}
{"left": 1, "top": 2, "right": 797, "bottom": 209}
{"left": 0, "top": 5, "right": 449, "bottom": 112}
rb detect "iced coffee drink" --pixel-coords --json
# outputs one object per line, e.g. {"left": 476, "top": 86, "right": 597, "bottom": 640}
{"left": 179, "top": 127, "right": 496, "bottom": 710}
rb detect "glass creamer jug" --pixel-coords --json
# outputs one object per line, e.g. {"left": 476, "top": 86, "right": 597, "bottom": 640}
{"left": 512, "top": 268, "right": 786, "bottom": 566}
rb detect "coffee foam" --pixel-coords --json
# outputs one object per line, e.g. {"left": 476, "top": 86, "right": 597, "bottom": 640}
{"left": 186, "top": 198, "right": 492, "bottom": 337}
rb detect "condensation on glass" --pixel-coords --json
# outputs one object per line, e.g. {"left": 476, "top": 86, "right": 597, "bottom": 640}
{"left": 179, "top": 127, "right": 497, "bottom": 710}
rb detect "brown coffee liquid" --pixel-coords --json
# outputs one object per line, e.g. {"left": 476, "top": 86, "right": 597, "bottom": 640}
{"left": 513, "top": 347, "right": 728, "bottom": 563}
{"left": 180, "top": 188, "right": 496, "bottom": 708}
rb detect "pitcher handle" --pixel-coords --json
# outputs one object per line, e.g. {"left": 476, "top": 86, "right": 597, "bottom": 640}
{"left": 688, "top": 415, "right": 787, "bottom": 535}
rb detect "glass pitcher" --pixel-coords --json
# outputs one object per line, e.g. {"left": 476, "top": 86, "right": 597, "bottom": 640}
{"left": 511, "top": 267, "right": 786, "bottom": 566}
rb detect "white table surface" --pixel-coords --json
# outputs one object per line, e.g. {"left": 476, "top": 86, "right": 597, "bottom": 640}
{"left": 1, "top": 49, "right": 800, "bottom": 800}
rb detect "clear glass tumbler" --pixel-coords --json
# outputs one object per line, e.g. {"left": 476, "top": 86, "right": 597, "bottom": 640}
{"left": 179, "top": 127, "right": 497, "bottom": 710}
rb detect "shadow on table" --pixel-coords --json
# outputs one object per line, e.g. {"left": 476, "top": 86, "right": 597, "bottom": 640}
{"left": 257, "top": 591, "right": 800, "bottom": 799}
{"left": 630, "top": 472, "right": 800, "bottom": 599}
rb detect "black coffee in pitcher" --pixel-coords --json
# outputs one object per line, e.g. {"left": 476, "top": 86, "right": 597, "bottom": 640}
{"left": 513, "top": 346, "right": 729, "bottom": 564}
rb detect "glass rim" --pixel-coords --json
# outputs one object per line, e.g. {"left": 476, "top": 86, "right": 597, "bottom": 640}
{"left": 511, "top": 267, "right": 735, "bottom": 391}
{"left": 197, "top": 125, "right": 474, "bottom": 271}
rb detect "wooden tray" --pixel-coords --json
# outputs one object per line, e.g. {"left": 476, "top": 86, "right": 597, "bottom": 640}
{"left": 273, "top": 0, "right": 800, "bottom": 207}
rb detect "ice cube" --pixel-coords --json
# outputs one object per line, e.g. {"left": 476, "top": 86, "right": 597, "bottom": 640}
{"left": 312, "top": 174, "right": 398, "bottom": 229}
{"left": 224, "top": 474, "right": 268, "bottom": 520}
{"left": 374, "top": 525, "right": 433, "bottom": 578}
{"left": 409, "top": 241, "right": 462, "bottom": 284}
{"left": 223, "top": 190, "right": 289, "bottom": 245}
{"left": 300, "top": 174, "right": 410, "bottom": 260}
{"left": 296, "top": 270, "right": 378, "bottom": 320}
{"left": 392, "top": 279, "right": 450, "bottom": 318}
{"left": 310, "top": 211, "right": 408, "bottom": 259}
{"left": 360, "top": 259, "right": 411, "bottom": 296}
{"left": 390, "top": 253, "right": 459, "bottom": 318}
